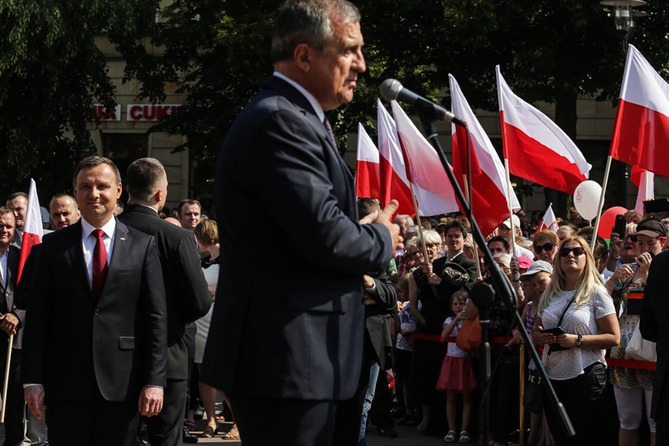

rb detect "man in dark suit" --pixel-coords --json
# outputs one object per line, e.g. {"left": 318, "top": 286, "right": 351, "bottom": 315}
{"left": 120, "top": 157, "right": 211, "bottom": 445}
{"left": 0, "top": 207, "right": 26, "bottom": 445}
{"left": 22, "top": 156, "right": 168, "bottom": 446}
{"left": 357, "top": 198, "right": 399, "bottom": 444}
{"left": 200, "top": 1, "right": 401, "bottom": 445}
{"left": 641, "top": 248, "right": 669, "bottom": 443}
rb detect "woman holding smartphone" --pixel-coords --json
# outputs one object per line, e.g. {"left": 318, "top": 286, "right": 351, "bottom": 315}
{"left": 532, "top": 236, "right": 620, "bottom": 446}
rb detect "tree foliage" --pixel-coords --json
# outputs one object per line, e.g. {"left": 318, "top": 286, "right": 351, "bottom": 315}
{"left": 0, "top": 0, "right": 158, "bottom": 198}
{"left": 4, "top": 0, "right": 669, "bottom": 203}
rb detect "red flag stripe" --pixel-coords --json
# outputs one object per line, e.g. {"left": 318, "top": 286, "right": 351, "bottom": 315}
{"left": 610, "top": 100, "right": 669, "bottom": 179}
{"left": 500, "top": 113, "right": 589, "bottom": 194}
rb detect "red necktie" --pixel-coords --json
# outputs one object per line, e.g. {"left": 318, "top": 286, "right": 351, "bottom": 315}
{"left": 92, "top": 229, "right": 108, "bottom": 298}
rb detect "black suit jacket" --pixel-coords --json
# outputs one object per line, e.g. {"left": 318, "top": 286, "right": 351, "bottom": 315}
{"left": 365, "top": 267, "right": 398, "bottom": 369}
{"left": 22, "top": 220, "right": 167, "bottom": 403}
{"left": 201, "top": 75, "right": 393, "bottom": 401}
{"left": 640, "top": 250, "right": 669, "bottom": 419}
{"left": 119, "top": 205, "right": 211, "bottom": 380}
{"left": 0, "top": 245, "right": 23, "bottom": 349}
{"left": 420, "top": 252, "right": 478, "bottom": 333}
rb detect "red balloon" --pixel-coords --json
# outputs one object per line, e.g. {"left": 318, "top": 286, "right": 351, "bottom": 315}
{"left": 598, "top": 206, "right": 628, "bottom": 239}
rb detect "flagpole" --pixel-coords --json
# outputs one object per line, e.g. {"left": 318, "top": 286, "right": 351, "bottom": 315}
{"left": 463, "top": 173, "right": 483, "bottom": 280}
{"left": 504, "top": 159, "right": 517, "bottom": 258}
{"left": 408, "top": 183, "right": 430, "bottom": 261}
{"left": 591, "top": 155, "right": 614, "bottom": 252}
{"left": 1, "top": 334, "right": 13, "bottom": 423}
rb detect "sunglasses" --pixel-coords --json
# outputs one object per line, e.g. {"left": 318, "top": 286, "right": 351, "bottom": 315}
{"left": 559, "top": 247, "right": 585, "bottom": 257}
{"left": 534, "top": 243, "right": 554, "bottom": 254}
{"left": 625, "top": 234, "right": 638, "bottom": 243}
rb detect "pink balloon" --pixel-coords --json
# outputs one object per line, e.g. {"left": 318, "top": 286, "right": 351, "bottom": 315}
{"left": 598, "top": 206, "right": 628, "bottom": 239}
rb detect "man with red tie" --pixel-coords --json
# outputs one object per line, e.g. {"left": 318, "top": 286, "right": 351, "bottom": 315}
{"left": 22, "top": 156, "right": 168, "bottom": 446}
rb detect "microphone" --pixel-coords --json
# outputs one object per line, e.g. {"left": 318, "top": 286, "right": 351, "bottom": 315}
{"left": 379, "top": 78, "right": 465, "bottom": 127}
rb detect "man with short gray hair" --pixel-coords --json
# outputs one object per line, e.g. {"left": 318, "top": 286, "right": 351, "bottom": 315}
{"left": 201, "top": 1, "right": 401, "bottom": 445}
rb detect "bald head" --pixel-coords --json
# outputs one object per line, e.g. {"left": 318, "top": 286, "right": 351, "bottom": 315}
{"left": 50, "top": 194, "right": 80, "bottom": 230}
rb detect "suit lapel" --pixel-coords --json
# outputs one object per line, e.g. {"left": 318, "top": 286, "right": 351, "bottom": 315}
{"left": 265, "top": 75, "right": 355, "bottom": 187}
{"left": 63, "top": 222, "right": 96, "bottom": 300}
{"left": 105, "top": 221, "right": 130, "bottom": 293}
{"left": 4, "top": 246, "right": 19, "bottom": 310}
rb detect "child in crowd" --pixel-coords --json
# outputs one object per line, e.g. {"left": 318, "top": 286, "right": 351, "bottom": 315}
{"left": 394, "top": 273, "right": 421, "bottom": 425}
{"left": 510, "top": 260, "right": 554, "bottom": 446}
{"left": 437, "top": 289, "right": 477, "bottom": 444}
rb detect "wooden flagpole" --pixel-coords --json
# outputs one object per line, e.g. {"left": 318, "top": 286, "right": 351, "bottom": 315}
{"left": 591, "top": 155, "right": 614, "bottom": 252}
{"left": 1, "top": 334, "right": 14, "bottom": 423}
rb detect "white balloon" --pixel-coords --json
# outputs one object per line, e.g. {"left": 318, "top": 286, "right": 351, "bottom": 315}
{"left": 573, "top": 180, "right": 602, "bottom": 221}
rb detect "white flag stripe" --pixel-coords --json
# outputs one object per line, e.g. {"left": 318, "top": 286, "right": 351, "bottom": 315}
{"left": 496, "top": 66, "right": 591, "bottom": 175}
{"left": 356, "top": 123, "right": 379, "bottom": 163}
{"left": 377, "top": 99, "right": 411, "bottom": 188}
{"left": 620, "top": 45, "right": 669, "bottom": 116}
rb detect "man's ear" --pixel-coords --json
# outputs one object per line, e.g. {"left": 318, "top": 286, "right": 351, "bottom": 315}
{"left": 293, "top": 43, "right": 312, "bottom": 72}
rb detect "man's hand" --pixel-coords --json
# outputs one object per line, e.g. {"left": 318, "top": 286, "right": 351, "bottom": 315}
{"left": 0, "top": 313, "right": 19, "bottom": 335}
{"left": 358, "top": 200, "right": 403, "bottom": 251}
{"left": 24, "top": 385, "right": 46, "bottom": 420}
{"left": 625, "top": 210, "right": 642, "bottom": 224}
{"left": 138, "top": 386, "right": 163, "bottom": 417}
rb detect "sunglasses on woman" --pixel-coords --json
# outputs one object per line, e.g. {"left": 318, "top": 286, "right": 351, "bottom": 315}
{"left": 625, "top": 234, "right": 638, "bottom": 243}
{"left": 559, "top": 247, "right": 585, "bottom": 257}
{"left": 534, "top": 243, "right": 554, "bottom": 254}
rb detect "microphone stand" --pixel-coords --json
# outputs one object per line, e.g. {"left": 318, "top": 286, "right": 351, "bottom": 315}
{"left": 416, "top": 113, "right": 574, "bottom": 442}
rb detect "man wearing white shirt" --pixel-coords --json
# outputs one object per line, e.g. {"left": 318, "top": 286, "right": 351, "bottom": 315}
{"left": 22, "top": 156, "right": 168, "bottom": 446}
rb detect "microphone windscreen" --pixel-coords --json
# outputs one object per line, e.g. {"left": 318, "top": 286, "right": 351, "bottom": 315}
{"left": 379, "top": 79, "right": 401, "bottom": 101}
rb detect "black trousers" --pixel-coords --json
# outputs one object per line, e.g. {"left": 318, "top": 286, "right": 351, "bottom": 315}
{"left": 544, "top": 362, "right": 613, "bottom": 446}
{"left": 145, "top": 378, "right": 187, "bottom": 446}
{"left": 228, "top": 364, "right": 369, "bottom": 446}
{"left": 46, "top": 389, "right": 139, "bottom": 446}
{"left": 1, "top": 349, "right": 24, "bottom": 446}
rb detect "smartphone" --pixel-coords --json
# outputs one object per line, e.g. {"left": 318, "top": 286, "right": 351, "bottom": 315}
{"left": 540, "top": 326, "right": 570, "bottom": 351}
{"left": 613, "top": 214, "right": 626, "bottom": 237}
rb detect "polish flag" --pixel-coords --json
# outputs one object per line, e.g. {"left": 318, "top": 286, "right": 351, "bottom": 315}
{"left": 535, "top": 203, "right": 559, "bottom": 234}
{"left": 355, "top": 123, "right": 381, "bottom": 200}
{"left": 390, "top": 101, "right": 459, "bottom": 216}
{"left": 609, "top": 45, "right": 669, "bottom": 178}
{"left": 449, "top": 74, "right": 520, "bottom": 236}
{"left": 17, "top": 179, "right": 44, "bottom": 283}
{"left": 376, "top": 100, "right": 414, "bottom": 216}
{"left": 629, "top": 165, "right": 654, "bottom": 215}
{"left": 496, "top": 66, "right": 591, "bottom": 193}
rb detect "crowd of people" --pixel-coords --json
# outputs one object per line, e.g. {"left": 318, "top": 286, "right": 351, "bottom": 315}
{"left": 371, "top": 208, "right": 668, "bottom": 446}
{"left": 3, "top": 0, "right": 669, "bottom": 445}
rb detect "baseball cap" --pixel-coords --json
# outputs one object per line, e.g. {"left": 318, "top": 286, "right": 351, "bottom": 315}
{"left": 501, "top": 214, "right": 521, "bottom": 229}
{"left": 635, "top": 218, "right": 668, "bottom": 238}
{"left": 520, "top": 260, "right": 553, "bottom": 282}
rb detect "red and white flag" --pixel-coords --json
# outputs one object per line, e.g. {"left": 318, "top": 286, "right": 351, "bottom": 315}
{"left": 355, "top": 123, "right": 381, "bottom": 200}
{"left": 449, "top": 74, "right": 520, "bottom": 236}
{"left": 17, "top": 179, "right": 44, "bottom": 283}
{"left": 376, "top": 100, "right": 415, "bottom": 216}
{"left": 535, "top": 203, "right": 559, "bottom": 234}
{"left": 609, "top": 45, "right": 669, "bottom": 178}
{"left": 390, "top": 101, "right": 459, "bottom": 216}
{"left": 496, "top": 66, "right": 591, "bottom": 194}
{"left": 630, "top": 165, "right": 654, "bottom": 215}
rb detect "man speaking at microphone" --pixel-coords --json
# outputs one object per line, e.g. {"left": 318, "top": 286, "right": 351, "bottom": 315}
{"left": 200, "top": 1, "right": 402, "bottom": 445}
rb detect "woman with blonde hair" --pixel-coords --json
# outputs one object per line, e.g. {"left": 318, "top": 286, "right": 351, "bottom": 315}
{"left": 532, "top": 236, "right": 619, "bottom": 445}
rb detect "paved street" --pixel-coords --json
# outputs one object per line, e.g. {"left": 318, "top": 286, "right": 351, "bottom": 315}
{"left": 0, "top": 418, "right": 472, "bottom": 445}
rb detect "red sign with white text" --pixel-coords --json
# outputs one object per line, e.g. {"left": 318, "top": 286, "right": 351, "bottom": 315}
{"left": 127, "top": 104, "right": 181, "bottom": 121}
